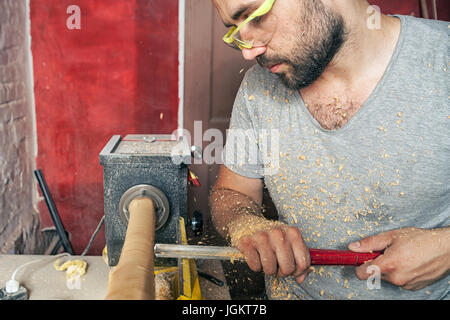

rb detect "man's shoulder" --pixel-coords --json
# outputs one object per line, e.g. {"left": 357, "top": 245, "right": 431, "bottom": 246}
{"left": 239, "top": 63, "right": 291, "bottom": 105}
{"left": 399, "top": 15, "right": 449, "bottom": 37}
{"left": 396, "top": 15, "right": 448, "bottom": 64}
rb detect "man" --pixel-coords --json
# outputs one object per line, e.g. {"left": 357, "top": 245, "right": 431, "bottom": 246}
{"left": 209, "top": 0, "right": 449, "bottom": 299}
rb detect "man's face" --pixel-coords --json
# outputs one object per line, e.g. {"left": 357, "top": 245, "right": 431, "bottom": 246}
{"left": 215, "top": 0, "right": 346, "bottom": 90}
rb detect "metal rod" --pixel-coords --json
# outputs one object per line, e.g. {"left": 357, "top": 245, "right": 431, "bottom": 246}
{"left": 34, "top": 169, "right": 74, "bottom": 255}
{"left": 154, "top": 244, "right": 244, "bottom": 261}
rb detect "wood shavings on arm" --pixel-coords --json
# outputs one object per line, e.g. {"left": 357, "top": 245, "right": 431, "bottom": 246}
{"left": 227, "top": 213, "right": 287, "bottom": 247}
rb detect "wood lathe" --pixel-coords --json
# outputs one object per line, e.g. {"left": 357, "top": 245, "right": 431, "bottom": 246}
{"left": 99, "top": 134, "right": 383, "bottom": 300}
{"left": 100, "top": 134, "right": 203, "bottom": 300}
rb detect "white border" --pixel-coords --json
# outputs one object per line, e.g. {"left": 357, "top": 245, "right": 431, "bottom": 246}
{"left": 25, "top": 0, "right": 37, "bottom": 158}
{"left": 178, "top": 0, "right": 185, "bottom": 135}
{"left": 25, "top": 0, "right": 40, "bottom": 212}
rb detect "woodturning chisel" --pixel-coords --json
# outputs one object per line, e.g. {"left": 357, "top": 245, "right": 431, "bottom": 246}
{"left": 154, "top": 244, "right": 382, "bottom": 266}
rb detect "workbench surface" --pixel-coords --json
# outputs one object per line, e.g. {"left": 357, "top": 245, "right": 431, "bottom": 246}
{"left": 0, "top": 254, "right": 230, "bottom": 300}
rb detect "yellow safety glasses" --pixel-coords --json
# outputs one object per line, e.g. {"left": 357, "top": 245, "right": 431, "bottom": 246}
{"left": 223, "top": 0, "right": 277, "bottom": 50}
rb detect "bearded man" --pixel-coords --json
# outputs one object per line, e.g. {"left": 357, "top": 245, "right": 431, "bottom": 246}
{"left": 209, "top": 0, "right": 449, "bottom": 300}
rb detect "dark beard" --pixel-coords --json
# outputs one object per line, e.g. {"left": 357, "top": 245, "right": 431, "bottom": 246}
{"left": 257, "top": 4, "right": 346, "bottom": 90}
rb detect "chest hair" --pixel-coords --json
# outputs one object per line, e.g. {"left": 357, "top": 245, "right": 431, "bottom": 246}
{"left": 304, "top": 97, "right": 363, "bottom": 130}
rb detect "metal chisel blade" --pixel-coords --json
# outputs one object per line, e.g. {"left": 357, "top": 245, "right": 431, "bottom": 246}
{"left": 154, "top": 243, "right": 244, "bottom": 261}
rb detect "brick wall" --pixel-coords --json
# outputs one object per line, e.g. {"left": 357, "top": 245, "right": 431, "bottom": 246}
{"left": 0, "top": 0, "right": 40, "bottom": 253}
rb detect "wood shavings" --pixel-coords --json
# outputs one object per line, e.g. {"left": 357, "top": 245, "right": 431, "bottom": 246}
{"left": 317, "top": 267, "right": 326, "bottom": 276}
{"left": 343, "top": 278, "right": 350, "bottom": 289}
{"left": 54, "top": 258, "right": 87, "bottom": 280}
{"left": 227, "top": 251, "right": 246, "bottom": 264}
{"left": 227, "top": 214, "right": 287, "bottom": 247}
{"left": 155, "top": 272, "right": 175, "bottom": 300}
{"left": 269, "top": 277, "right": 293, "bottom": 300}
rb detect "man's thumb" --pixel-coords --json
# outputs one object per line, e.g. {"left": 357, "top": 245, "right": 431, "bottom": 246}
{"left": 348, "top": 231, "right": 394, "bottom": 252}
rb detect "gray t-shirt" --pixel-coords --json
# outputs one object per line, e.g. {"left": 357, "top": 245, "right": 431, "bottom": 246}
{"left": 223, "top": 15, "right": 449, "bottom": 300}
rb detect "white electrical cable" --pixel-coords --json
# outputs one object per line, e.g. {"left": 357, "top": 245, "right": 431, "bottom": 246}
{"left": 11, "top": 253, "right": 70, "bottom": 281}
{"left": 5, "top": 253, "right": 71, "bottom": 294}
{"left": 5, "top": 215, "right": 105, "bottom": 295}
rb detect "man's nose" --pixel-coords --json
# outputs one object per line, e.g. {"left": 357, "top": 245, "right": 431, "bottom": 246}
{"left": 241, "top": 46, "right": 267, "bottom": 60}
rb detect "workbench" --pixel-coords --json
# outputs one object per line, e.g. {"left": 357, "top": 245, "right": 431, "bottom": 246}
{"left": 0, "top": 254, "right": 230, "bottom": 300}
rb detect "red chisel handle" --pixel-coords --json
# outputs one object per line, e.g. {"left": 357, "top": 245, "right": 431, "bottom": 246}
{"left": 309, "top": 249, "right": 383, "bottom": 266}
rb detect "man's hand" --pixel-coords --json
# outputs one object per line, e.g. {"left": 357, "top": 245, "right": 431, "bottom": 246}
{"left": 236, "top": 226, "right": 311, "bottom": 284}
{"left": 348, "top": 227, "right": 450, "bottom": 291}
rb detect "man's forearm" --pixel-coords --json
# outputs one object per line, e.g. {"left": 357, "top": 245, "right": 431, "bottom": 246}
{"left": 435, "top": 226, "right": 450, "bottom": 270}
{"left": 209, "top": 187, "right": 287, "bottom": 246}
{"left": 209, "top": 187, "right": 263, "bottom": 239}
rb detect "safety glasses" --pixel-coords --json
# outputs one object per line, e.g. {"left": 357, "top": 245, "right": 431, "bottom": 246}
{"left": 223, "top": 0, "right": 277, "bottom": 50}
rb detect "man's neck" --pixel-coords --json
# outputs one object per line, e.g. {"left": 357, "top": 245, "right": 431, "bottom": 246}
{"left": 298, "top": 9, "right": 402, "bottom": 130}
{"left": 306, "top": 13, "right": 401, "bottom": 94}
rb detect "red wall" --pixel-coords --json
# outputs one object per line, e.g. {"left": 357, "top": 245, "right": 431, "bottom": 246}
{"left": 370, "top": 0, "right": 421, "bottom": 15}
{"left": 369, "top": 0, "right": 449, "bottom": 20}
{"left": 31, "top": 1, "right": 179, "bottom": 255}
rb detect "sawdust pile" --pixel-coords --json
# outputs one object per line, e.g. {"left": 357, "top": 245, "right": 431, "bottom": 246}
{"left": 155, "top": 272, "right": 175, "bottom": 300}
{"left": 54, "top": 258, "right": 87, "bottom": 281}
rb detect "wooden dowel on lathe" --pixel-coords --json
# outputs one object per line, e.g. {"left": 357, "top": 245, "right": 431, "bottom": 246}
{"left": 105, "top": 197, "right": 156, "bottom": 300}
